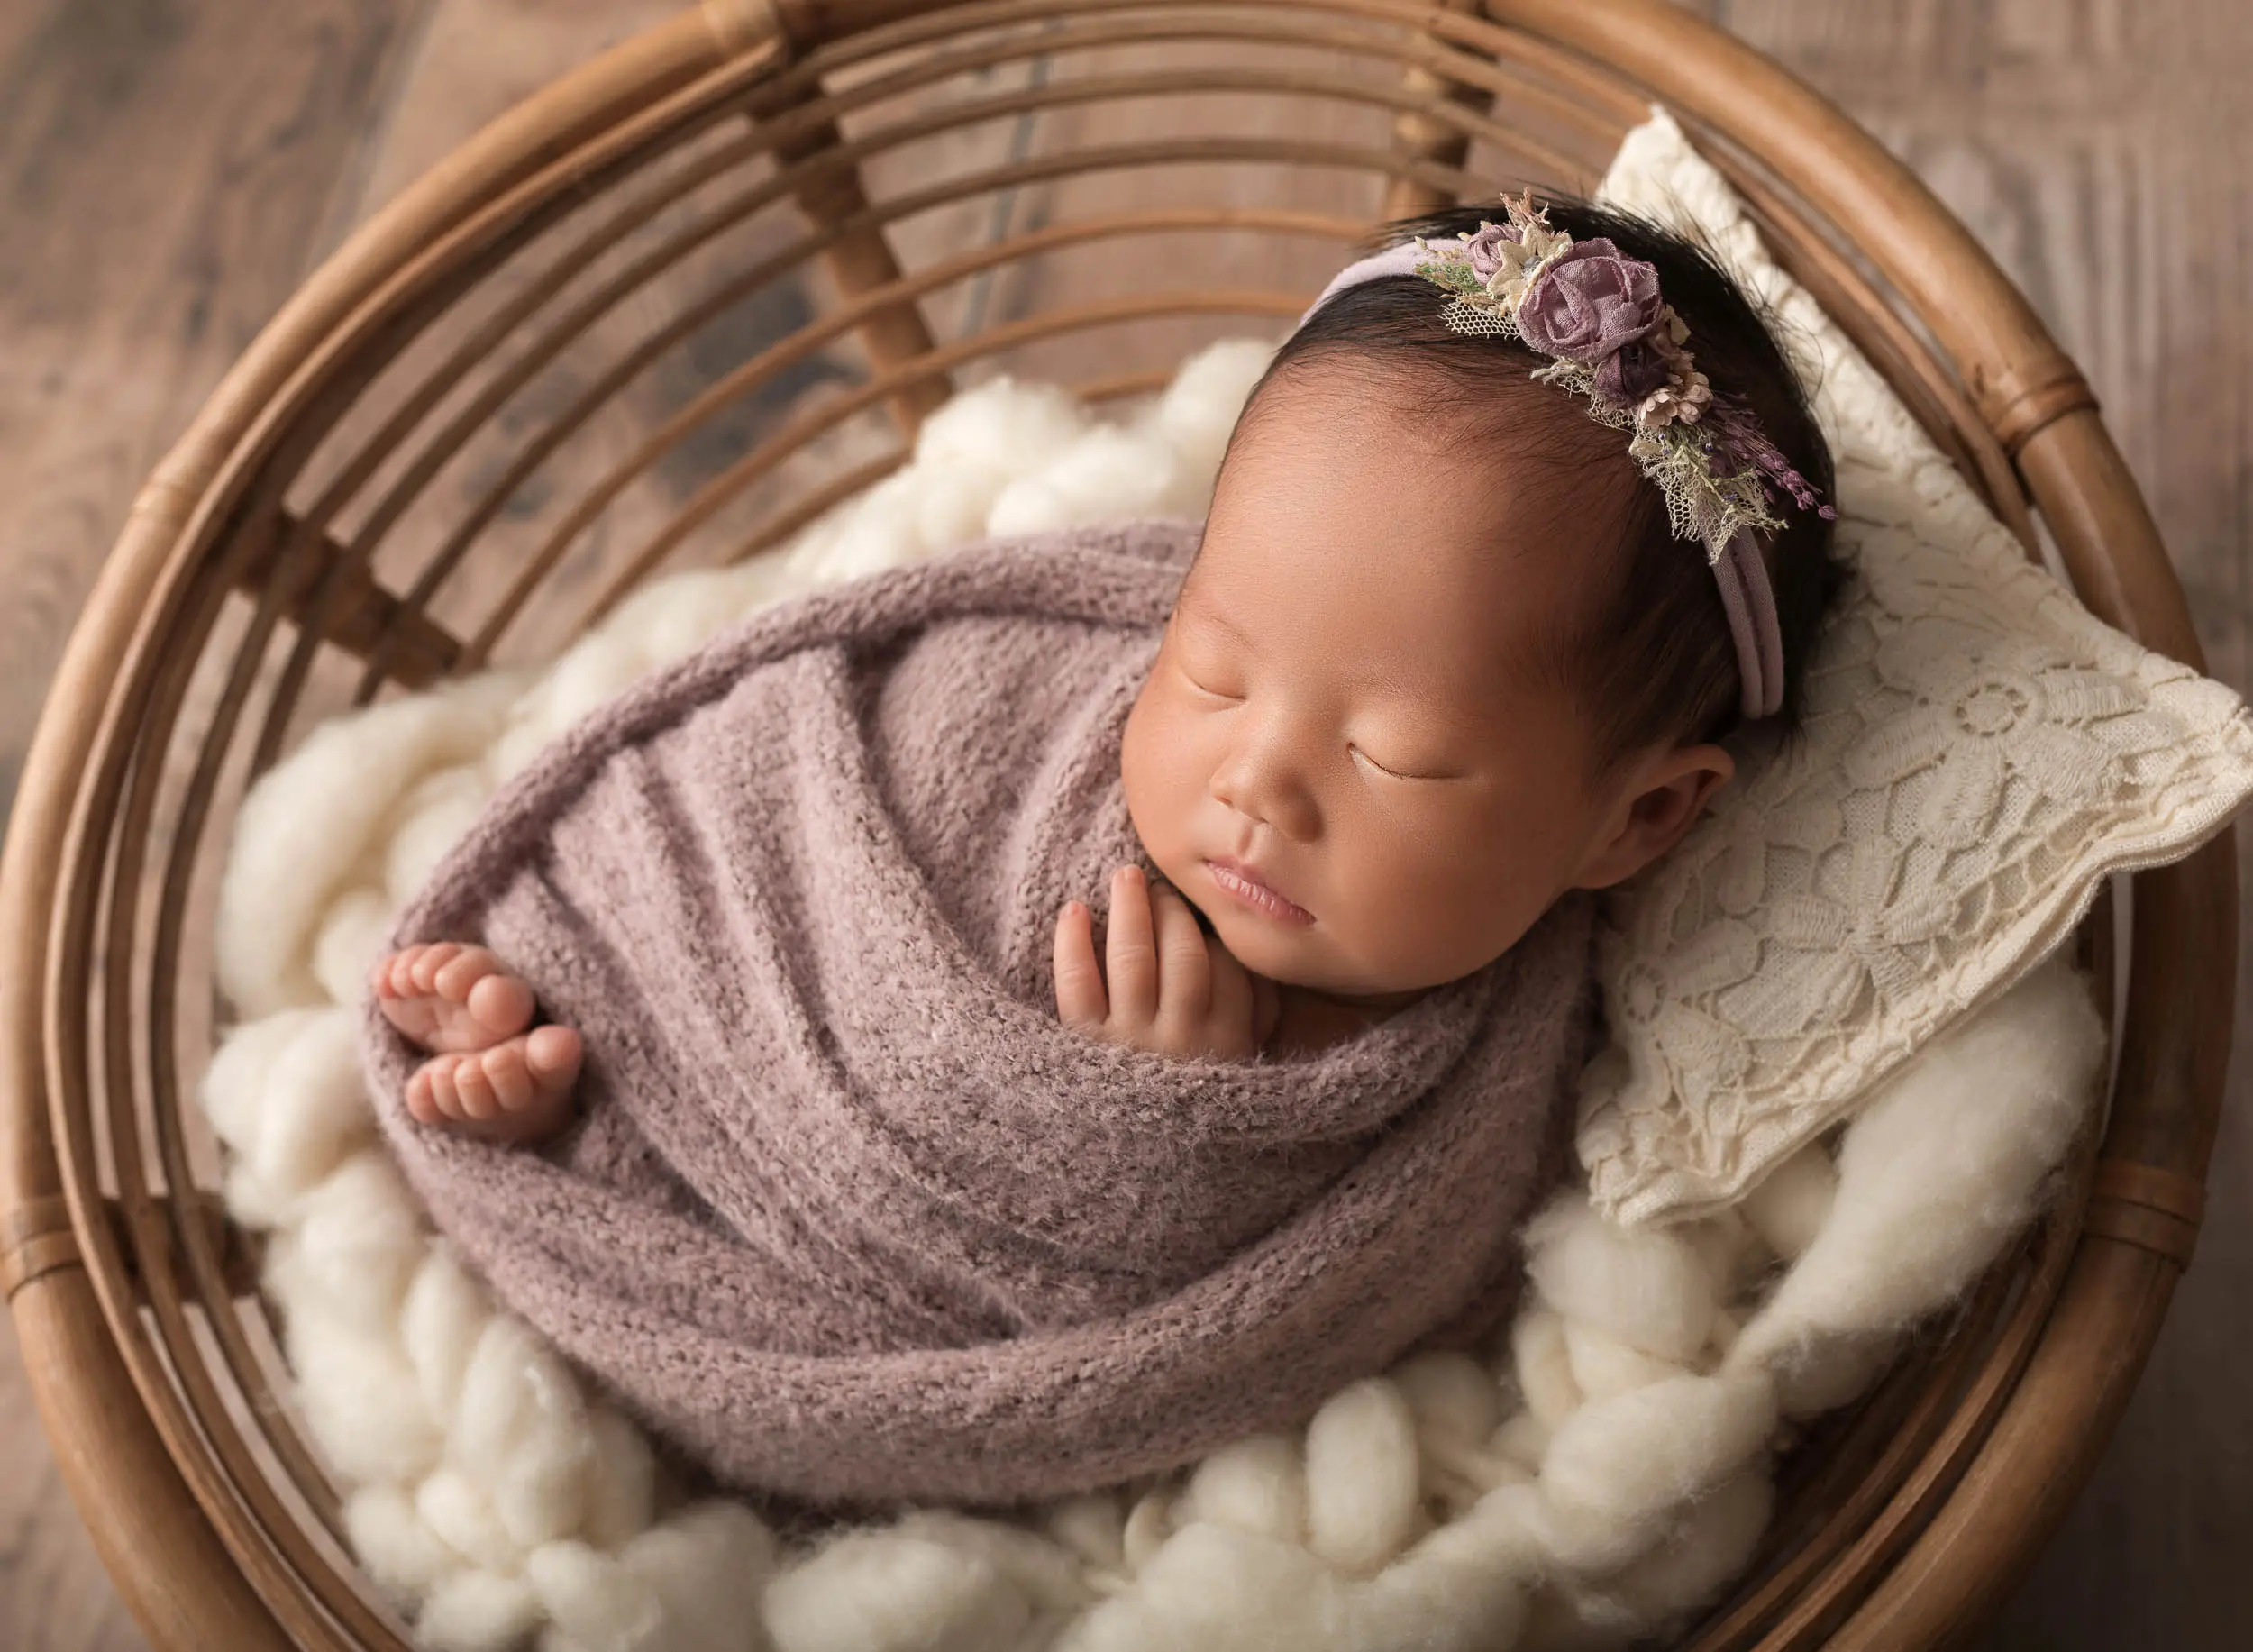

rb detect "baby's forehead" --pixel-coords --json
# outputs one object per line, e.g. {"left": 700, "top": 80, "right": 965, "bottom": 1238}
{"left": 1204, "top": 361, "right": 1629, "bottom": 662}
{"left": 1233, "top": 354, "right": 1631, "bottom": 543}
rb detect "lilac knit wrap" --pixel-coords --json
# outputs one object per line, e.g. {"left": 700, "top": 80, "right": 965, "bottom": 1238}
{"left": 360, "top": 520, "right": 1597, "bottom": 1511}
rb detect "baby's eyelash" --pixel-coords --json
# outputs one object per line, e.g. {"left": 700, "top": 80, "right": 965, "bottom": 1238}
{"left": 1351, "top": 745, "right": 1419, "bottom": 780}
{"left": 1351, "top": 745, "right": 1462, "bottom": 783}
{"left": 1177, "top": 663, "right": 1242, "bottom": 701}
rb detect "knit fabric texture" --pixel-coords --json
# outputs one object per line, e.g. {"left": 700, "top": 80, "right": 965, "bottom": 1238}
{"left": 359, "top": 520, "right": 1600, "bottom": 1512}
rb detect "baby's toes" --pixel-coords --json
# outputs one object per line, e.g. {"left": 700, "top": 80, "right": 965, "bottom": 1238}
{"left": 450, "top": 1053, "right": 498, "bottom": 1121}
{"left": 414, "top": 1055, "right": 464, "bottom": 1122}
{"left": 458, "top": 1030, "right": 579, "bottom": 1144}
{"left": 480, "top": 1041, "right": 535, "bottom": 1114}
{"left": 493, "top": 1027, "right": 579, "bottom": 1113}
{"left": 525, "top": 1025, "right": 583, "bottom": 1096}
{"left": 463, "top": 970, "right": 535, "bottom": 1043}
{"left": 374, "top": 946, "right": 430, "bottom": 1000}
{"left": 406, "top": 942, "right": 466, "bottom": 994}
{"left": 405, "top": 1064, "right": 442, "bottom": 1126}
{"left": 425, "top": 945, "right": 534, "bottom": 1044}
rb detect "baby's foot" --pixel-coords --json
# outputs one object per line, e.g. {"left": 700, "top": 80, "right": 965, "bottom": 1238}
{"left": 406, "top": 1027, "right": 583, "bottom": 1145}
{"left": 371, "top": 943, "right": 535, "bottom": 1054}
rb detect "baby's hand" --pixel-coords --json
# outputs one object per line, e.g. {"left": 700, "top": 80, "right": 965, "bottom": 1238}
{"left": 1054, "top": 867, "right": 1281, "bottom": 1060}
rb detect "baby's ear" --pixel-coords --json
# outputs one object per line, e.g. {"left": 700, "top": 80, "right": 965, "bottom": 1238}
{"left": 1570, "top": 744, "right": 1734, "bottom": 890}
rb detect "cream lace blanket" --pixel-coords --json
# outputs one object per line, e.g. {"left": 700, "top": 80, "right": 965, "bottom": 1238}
{"left": 1579, "top": 122, "right": 2253, "bottom": 1224}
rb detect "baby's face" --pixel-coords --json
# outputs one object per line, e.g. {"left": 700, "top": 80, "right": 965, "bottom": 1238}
{"left": 1123, "top": 371, "right": 1685, "bottom": 1001}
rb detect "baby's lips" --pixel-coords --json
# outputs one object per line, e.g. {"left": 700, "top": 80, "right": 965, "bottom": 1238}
{"left": 1203, "top": 855, "right": 1315, "bottom": 925}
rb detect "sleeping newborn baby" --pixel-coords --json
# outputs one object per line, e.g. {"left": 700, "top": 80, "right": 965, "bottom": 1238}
{"left": 373, "top": 195, "right": 1838, "bottom": 1138}
{"left": 357, "top": 195, "right": 1838, "bottom": 1509}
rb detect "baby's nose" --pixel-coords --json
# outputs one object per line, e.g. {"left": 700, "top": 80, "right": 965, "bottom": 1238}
{"left": 1209, "top": 736, "right": 1318, "bottom": 841}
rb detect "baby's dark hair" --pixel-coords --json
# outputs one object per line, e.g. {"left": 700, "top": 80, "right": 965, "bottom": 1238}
{"left": 1234, "top": 196, "right": 1843, "bottom": 771}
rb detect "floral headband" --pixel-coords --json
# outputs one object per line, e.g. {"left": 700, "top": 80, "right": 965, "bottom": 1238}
{"left": 1299, "top": 192, "right": 1837, "bottom": 719}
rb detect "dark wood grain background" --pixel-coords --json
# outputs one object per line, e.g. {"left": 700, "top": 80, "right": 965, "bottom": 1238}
{"left": 2, "top": 2, "right": 2246, "bottom": 1647}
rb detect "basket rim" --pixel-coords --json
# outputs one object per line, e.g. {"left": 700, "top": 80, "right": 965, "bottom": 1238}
{"left": 0, "top": 4, "right": 2235, "bottom": 1649}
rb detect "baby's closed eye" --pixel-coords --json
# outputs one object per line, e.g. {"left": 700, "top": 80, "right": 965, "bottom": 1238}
{"left": 1175, "top": 659, "right": 1241, "bottom": 701}
{"left": 1350, "top": 744, "right": 1464, "bottom": 782}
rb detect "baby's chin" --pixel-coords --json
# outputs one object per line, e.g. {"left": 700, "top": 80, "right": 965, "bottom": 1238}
{"left": 1197, "top": 899, "right": 1431, "bottom": 1000}
{"left": 1199, "top": 886, "right": 1542, "bottom": 1003}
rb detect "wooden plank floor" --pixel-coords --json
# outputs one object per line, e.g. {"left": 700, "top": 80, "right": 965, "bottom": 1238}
{"left": 2, "top": 1, "right": 2247, "bottom": 1647}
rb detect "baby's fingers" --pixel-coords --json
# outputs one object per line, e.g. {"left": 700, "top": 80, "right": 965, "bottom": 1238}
{"left": 1054, "top": 902, "right": 1108, "bottom": 1027}
{"left": 1150, "top": 885, "right": 1212, "bottom": 1041}
{"left": 1104, "top": 867, "right": 1159, "bottom": 1027}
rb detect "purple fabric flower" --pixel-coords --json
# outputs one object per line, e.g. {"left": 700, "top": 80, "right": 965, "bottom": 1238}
{"left": 1515, "top": 239, "right": 1664, "bottom": 364}
{"left": 1464, "top": 220, "right": 1521, "bottom": 279}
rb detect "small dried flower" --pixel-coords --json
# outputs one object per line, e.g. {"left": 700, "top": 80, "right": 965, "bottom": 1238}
{"left": 1462, "top": 220, "right": 1520, "bottom": 279}
{"left": 1474, "top": 238, "right": 1558, "bottom": 312}
{"left": 1637, "top": 368, "right": 1713, "bottom": 427}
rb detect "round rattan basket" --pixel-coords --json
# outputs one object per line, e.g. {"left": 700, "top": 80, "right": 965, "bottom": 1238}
{"left": 0, "top": 2, "right": 2234, "bottom": 1647}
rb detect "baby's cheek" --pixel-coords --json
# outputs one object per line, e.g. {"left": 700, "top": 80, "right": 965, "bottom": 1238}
{"left": 1385, "top": 816, "right": 1560, "bottom": 974}
{"left": 1119, "top": 691, "right": 1189, "bottom": 853}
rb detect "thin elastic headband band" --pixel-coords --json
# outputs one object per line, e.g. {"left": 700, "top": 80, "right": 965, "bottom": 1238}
{"left": 1298, "top": 242, "right": 1792, "bottom": 721}
{"left": 1711, "top": 528, "right": 1784, "bottom": 719}
{"left": 1298, "top": 242, "right": 1428, "bottom": 327}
